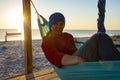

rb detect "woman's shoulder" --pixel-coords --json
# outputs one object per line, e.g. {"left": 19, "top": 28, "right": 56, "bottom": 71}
{"left": 63, "top": 32, "right": 73, "bottom": 38}
{"left": 42, "top": 32, "right": 51, "bottom": 39}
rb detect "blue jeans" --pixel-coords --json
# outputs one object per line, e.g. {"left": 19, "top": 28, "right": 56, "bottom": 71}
{"left": 73, "top": 32, "right": 120, "bottom": 61}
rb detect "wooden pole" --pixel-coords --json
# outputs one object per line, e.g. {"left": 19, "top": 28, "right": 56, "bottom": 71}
{"left": 23, "top": 0, "right": 32, "bottom": 74}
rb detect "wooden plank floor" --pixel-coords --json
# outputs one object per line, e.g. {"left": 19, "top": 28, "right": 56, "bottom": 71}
{"left": 8, "top": 68, "right": 60, "bottom": 80}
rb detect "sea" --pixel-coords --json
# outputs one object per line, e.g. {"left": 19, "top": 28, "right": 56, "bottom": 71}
{"left": 0, "top": 29, "right": 120, "bottom": 41}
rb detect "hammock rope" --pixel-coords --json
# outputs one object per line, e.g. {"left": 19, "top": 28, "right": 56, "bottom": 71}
{"left": 31, "top": 0, "right": 49, "bottom": 37}
{"left": 31, "top": 0, "right": 39, "bottom": 14}
{"left": 97, "top": 0, "right": 106, "bottom": 32}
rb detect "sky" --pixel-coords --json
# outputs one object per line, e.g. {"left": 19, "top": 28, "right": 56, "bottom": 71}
{"left": 0, "top": 0, "right": 120, "bottom": 30}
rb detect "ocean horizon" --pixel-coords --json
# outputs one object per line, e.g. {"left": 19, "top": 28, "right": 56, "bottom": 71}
{"left": 0, "top": 29, "right": 120, "bottom": 41}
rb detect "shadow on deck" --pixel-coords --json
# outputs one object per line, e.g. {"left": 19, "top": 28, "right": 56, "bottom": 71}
{"left": 8, "top": 68, "right": 60, "bottom": 80}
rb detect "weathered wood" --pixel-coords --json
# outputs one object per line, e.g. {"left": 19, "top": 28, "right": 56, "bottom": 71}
{"left": 23, "top": 0, "right": 32, "bottom": 74}
{"left": 6, "top": 32, "right": 22, "bottom": 35}
{"left": 8, "top": 68, "right": 60, "bottom": 80}
{"left": 5, "top": 32, "right": 22, "bottom": 42}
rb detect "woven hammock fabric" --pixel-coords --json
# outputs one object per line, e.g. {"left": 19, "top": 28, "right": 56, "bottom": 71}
{"left": 52, "top": 60, "right": 120, "bottom": 80}
{"left": 37, "top": 14, "right": 49, "bottom": 37}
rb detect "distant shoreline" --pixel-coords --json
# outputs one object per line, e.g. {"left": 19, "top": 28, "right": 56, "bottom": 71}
{"left": 0, "top": 29, "right": 120, "bottom": 41}
{"left": 0, "top": 35, "right": 120, "bottom": 44}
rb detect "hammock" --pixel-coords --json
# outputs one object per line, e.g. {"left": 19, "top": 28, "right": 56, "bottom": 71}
{"left": 37, "top": 14, "right": 49, "bottom": 37}
{"left": 53, "top": 61, "right": 120, "bottom": 80}
{"left": 31, "top": 0, "right": 120, "bottom": 80}
{"left": 36, "top": 12, "right": 120, "bottom": 80}
{"left": 52, "top": 42, "right": 120, "bottom": 80}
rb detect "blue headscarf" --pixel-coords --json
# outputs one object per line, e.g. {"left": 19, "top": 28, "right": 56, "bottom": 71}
{"left": 49, "top": 12, "right": 65, "bottom": 28}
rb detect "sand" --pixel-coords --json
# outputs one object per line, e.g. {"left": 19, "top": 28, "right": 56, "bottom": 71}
{"left": 0, "top": 40, "right": 51, "bottom": 80}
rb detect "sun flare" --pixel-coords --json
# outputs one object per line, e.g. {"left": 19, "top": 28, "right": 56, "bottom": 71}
{"left": 6, "top": 9, "right": 24, "bottom": 40}
{"left": 6, "top": 9, "right": 24, "bottom": 32}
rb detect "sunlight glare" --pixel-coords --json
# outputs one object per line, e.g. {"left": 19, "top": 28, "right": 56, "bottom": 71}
{"left": 6, "top": 9, "right": 23, "bottom": 32}
{"left": 6, "top": 9, "right": 24, "bottom": 40}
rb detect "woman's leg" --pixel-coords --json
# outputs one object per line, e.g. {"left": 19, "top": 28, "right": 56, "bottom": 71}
{"left": 98, "top": 33, "right": 120, "bottom": 60}
{"left": 74, "top": 32, "right": 120, "bottom": 61}
{"left": 73, "top": 33, "right": 101, "bottom": 61}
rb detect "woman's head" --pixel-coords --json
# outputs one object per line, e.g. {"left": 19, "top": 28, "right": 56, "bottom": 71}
{"left": 49, "top": 12, "right": 65, "bottom": 27}
{"left": 49, "top": 12, "right": 65, "bottom": 35}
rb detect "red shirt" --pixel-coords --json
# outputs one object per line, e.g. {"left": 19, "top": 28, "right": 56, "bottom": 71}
{"left": 41, "top": 32, "right": 77, "bottom": 68}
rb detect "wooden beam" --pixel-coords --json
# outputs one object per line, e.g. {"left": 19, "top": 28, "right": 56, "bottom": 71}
{"left": 23, "top": 0, "right": 32, "bottom": 73}
{"left": 9, "top": 68, "right": 60, "bottom": 80}
{"left": 5, "top": 32, "right": 22, "bottom": 42}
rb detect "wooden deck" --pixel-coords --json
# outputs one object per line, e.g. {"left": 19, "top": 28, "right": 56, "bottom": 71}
{"left": 8, "top": 68, "right": 60, "bottom": 80}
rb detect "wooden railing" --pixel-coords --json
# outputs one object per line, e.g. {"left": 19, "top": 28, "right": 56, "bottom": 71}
{"left": 5, "top": 32, "right": 22, "bottom": 42}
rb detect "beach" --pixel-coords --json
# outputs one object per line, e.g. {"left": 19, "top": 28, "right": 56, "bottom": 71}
{"left": 0, "top": 36, "right": 120, "bottom": 80}
{"left": 0, "top": 40, "right": 52, "bottom": 80}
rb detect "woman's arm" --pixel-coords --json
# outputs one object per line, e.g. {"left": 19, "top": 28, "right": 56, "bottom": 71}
{"left": 61, "top": 54, "right": 86, "bottom": 66}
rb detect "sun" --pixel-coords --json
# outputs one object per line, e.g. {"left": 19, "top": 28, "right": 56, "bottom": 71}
{"left": 6, "top": 9, "right": 24, "bottom": 32}
{"left": 6, "top": 9, "right": 24, "bottom": 40}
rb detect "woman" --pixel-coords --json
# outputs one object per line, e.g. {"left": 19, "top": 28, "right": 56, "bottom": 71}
{"left": 41, "top": 12, "right": 120, "bottom": 68}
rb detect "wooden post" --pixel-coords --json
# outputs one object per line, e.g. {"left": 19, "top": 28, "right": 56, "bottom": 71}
{"left": 23, "top": 0, "right": 32, "bottom": 74}
{"left": 5, "top": 32, "right": 7, "bottom": 42}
